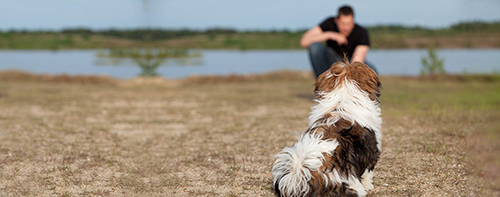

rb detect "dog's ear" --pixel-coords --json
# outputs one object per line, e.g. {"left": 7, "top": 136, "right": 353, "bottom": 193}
{"left": 369, "top": 80, "right": 381, "bottom": 104}
{"left": 376, "top": 81, "right": 382, "bottom": 96}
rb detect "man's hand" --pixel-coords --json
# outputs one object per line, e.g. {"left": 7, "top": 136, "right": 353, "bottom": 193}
{"left": 331, "top": 33, "right": 348, "bottom": 46}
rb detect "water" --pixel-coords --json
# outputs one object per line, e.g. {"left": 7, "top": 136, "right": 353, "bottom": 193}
{"left": 0, "top": 49, "right": 499, "bottom": 79}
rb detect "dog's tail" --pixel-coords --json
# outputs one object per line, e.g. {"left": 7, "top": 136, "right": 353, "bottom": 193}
{"left": 271, "top": 132, "right": 338, "bottom": 197}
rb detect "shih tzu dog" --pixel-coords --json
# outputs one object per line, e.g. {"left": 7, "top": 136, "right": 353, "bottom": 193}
{"left": 272, "top": 59, "right": 382, "bottom": 197}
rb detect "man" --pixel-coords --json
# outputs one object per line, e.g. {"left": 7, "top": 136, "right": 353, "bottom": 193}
{"left": 300, "top": 5, "right": 377, "bottom": 78}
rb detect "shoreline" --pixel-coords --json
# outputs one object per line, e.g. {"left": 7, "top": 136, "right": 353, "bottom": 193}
{"left": 1, "top": 70, "right": 498, "bottom": 84}
{"left": 0, "top": 45, "right": 498, "bottom": 51}
{"left": 1, "top": 47, "right": 500, "bottom": 51}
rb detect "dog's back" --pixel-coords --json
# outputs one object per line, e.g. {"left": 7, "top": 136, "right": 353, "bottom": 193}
{"left": 272, "top": 60, "right": 381, "bottom": 197}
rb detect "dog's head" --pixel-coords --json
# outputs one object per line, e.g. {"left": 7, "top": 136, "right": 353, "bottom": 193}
{"left": 314, "top": 58, "right": 381, "bottom": 102}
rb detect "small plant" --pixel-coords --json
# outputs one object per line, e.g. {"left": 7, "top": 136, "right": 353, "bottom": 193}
{"left": 421, "top": 47, "right": 445, "bottom": 76}
{"left": 97, "top": 48, "right": 201, "bottom": 77}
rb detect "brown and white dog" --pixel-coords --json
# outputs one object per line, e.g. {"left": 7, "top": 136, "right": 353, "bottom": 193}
{"left": 272, "top": 59, "right": 382, "bottom": 197}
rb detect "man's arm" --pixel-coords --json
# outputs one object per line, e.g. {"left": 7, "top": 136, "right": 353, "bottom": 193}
{"left": 351, "top": 45, "right": 369, "bottom": 63}
{"left": 300, "top": 26, "right": 347, "bottom": 48}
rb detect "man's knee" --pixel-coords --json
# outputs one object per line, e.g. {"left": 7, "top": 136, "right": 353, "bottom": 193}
{"left": 308, "top": 42, "right": 325, "bottom": 56}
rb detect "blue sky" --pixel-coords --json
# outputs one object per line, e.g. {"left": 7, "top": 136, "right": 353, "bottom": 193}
{"left": 1, "top": 0, "right": 500, "bottom": 31}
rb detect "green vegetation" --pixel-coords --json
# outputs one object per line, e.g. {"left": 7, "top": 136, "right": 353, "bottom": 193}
{"left": 97, "top": 49, "right": 201, "bottom": 76}
{"left": 421, "top": 47, "right": 445, "bottom": 76}
{"left": 1, "top": 21, "right": 499, "bottom": 50}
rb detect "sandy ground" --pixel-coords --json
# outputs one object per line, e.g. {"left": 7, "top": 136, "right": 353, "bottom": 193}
{"left": 0, "top": 71, "right": 498, "bottom": 196}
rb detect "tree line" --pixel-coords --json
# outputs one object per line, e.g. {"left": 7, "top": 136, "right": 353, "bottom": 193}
{"left": 1, "top": 21, "right": 498, "bottom": 41}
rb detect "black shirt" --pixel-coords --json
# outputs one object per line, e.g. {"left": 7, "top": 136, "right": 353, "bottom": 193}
{"left": 319, "top": 17, "right": 370, "bottom": 58}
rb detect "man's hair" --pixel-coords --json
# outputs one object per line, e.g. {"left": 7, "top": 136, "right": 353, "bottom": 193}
{"left": 337, "top": 5, "right": 354, "bottom": 17}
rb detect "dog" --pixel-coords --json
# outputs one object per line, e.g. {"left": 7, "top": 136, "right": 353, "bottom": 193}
{"left": 272, "top": 58, "right": 382, "bottom": 197}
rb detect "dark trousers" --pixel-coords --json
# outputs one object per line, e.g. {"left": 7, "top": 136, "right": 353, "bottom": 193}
{"left": 307, "top": 42, "right": 378, "bottom": 78}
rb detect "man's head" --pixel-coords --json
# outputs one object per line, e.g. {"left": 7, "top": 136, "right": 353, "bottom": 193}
{"left": 334, "top": 5, "right": 355, "bottom": 36}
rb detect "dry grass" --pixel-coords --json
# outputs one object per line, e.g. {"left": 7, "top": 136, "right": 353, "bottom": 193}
{"left": 0, "top": 71, "right": 498, "bottom": 196}
{"left": 0, "top": 71, "right": 116, "bottom": 85}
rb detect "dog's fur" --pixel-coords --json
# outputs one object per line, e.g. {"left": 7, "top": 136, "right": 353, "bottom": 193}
{"left": 272, "top": 59, "right": 382, "bottom": 197}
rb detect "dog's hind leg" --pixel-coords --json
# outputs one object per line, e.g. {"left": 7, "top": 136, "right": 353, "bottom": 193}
{"left": 361, "top": 169, "right": 374, "bottom": 191}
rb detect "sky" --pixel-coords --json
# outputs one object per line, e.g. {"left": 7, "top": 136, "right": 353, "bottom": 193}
{"left": 1, "top": 0, "right": 500, "bottom": 31}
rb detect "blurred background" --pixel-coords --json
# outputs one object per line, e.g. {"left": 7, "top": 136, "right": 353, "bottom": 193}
{"left": 0, "top": 0, "right": 499, "bottom": 78}
{"left": 1, "top": 1, "right": 499, "bottom": 196}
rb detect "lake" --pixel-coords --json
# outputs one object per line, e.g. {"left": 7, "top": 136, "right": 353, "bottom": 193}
{"left": 0, "top": 49, "right": 499, "bottom": 79}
